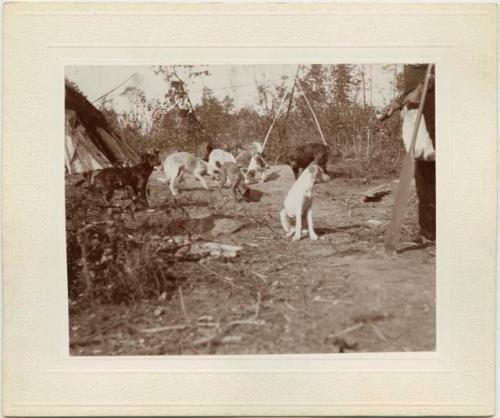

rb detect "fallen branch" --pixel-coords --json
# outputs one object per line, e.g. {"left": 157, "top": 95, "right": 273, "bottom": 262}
{"left": 192, "top": 319, "right": 266, "bottom": 347}
{"left": 251, "top": 271, "right": 268, "bottom": 283}
{"left": 198, "top": 261, "right": 234, "bottom": 283}
{"left": 70, "top": 336, "right": 105, "bottom": 347}
{"left": 369, "top": 324, "right": 387, "bottom": 341}
{"left": 253, "top": 292, "right": 261, "bottom": 320}
{"left": 327, "top": 322, "right": 365, "bottom": 340}
{"left": 178, "top": 286, "right": 189, "bottom": 323}
{"left": 362, "top": 183, "right": 394, "bottom": 202}
{"left": 131, "top": 324, "right": 189, "bottom": 334}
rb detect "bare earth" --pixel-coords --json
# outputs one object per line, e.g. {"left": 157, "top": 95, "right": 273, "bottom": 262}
{"left": 69, "top": 164, "right": 435, "bottom": 355}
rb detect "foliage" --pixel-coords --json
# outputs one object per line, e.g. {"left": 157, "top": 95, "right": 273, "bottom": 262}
{"left": 65, "top": 178, "right": 186, "bottom": 307}
{"left": 95, "top": 64, "right": 406, "bottom": 177}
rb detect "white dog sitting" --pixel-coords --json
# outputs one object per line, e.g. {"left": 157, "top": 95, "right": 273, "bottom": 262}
{"left": 280, "top": 160, "right": 326, "bottom": 241}
{"left": 160, "top": 151, "right": 217, "bottom": 195}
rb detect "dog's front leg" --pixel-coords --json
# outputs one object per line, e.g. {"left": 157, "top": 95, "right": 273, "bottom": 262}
{"left": 306, "top": 207, "right": 318, "bottom": 240}
{"left": 168, "top": 168, "right": 179, "bottom": 195}
{"left": 280, "top": 209, "right": 292, "bottom": 235}
{"left": 293, "top": 206, "right": 303, "bottom": 241}
{"left": 140, "top": 187, "right": 149, "bottom": 207}
{"left": 218, "top": 170, "right": 227, "bottom": 191}
{"left": 195, "top": 173, "right": 210, "bottom": 190}
{"left": 169, "top": 178, "right": 178, "bottom": 195}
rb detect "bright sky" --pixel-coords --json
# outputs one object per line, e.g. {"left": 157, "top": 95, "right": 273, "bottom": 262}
{"left": 66, "top": 64, "right": 399, "bottom": 116}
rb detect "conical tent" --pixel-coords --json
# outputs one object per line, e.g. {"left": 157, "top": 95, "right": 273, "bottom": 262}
{"left": 65, "top": 83, "right": 141, "bottom": 174}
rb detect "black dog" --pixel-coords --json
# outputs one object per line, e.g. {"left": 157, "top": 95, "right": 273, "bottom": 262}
{"left": 91, "top": 152, "right": 161, "bottom": 206}
{"left": 288, "top": 143, "right": 330, "bottom": 179}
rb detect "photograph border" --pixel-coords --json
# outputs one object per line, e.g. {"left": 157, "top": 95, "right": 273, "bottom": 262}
{"left": 3, "top": 3, "right": 497, "bottom": 416}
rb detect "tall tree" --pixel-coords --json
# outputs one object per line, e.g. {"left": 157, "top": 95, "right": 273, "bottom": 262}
{"left": 153, "top": 65, "right": 211, "bottom": 145}
{"left": 331, "top": 64, "right": 354, "bottom": 107}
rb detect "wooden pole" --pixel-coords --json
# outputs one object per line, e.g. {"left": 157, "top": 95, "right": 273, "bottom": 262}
{"left": 92, "top": 73, "right": 138, "bottom": 104}
{"left": 261, "top": 86, "right": 290, "bottom": 152}
{"left": 300, "top": 89, "right": 328, "bottom": 146}
{"left": 281, "top": 65, "right": 301, "bottom": 140}
{"left": 369, "top": 64, "right": 373, "bottom": 107}
{"left": 362, "top": 65, "right": 366, "bottom": 109}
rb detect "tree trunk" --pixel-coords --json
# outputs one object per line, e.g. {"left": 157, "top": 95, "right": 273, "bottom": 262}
{"left": 369, "top": 64, "right": 373, "bottom": 107}
{"left": 362, "top": 65, "right": 367, "bottom": 109}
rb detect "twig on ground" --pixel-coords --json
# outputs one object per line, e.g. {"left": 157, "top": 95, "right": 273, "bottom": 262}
{"left": 327, "top": 322, "right": 365, "bottom": 340}
{"left": 196, "top": 322, "right": 219, "bottom": 328}
{"left": 251, "top": 271, "right": 268, "bottom": 282}
{"left": 300, "top": 287, "right": 308, "bottom": 310}
{"left": 369, "top": 324, "right": 387, "bottom": 341}
{"left": 253, "top": 292, "right": 261, "bottom": 320}
{"left": 362, "top": 183, "right": 393, "bottom": 202}
{"left": 178, "top": 286, "right": 189, "bottom": 323}
{"left": 192, "top": 319, "right": 266, "bottom": 347}
{"left": 70, "top": 336, "right": 106, "bottom": 347}
{"left": 131, "top": 324, "right": 189, "bottom": 334}
{"left": 198, "top": 261, "right": 234, "bottom": 283}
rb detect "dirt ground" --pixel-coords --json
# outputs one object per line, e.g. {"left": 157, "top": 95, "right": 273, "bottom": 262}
{"left": 69, "top": 164, "right": 435, "bottom": 355}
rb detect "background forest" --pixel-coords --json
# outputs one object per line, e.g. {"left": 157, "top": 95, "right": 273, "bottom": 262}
{"left": 68, "top": 64, "right": 406, "bottom": 178}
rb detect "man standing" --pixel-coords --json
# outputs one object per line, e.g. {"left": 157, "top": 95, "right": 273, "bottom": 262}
{"left": 379, "top": 64, "right": 436, "bottom": 240}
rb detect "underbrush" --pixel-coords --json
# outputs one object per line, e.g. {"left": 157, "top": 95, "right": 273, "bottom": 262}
{"left": 66, "top": 178, "right": 193, "bottom": 310}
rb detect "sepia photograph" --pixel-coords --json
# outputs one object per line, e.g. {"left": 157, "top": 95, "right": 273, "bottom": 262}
{"left": 3, "top": 2, "right": 497, "bottom": 415}
{"left": 65, "top": 63, "right": 436, "bottom": 356}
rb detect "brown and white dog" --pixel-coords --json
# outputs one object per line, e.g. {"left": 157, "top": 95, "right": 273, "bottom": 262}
{"left": 160, "top": 151, "right": 217, "bottom": 195}
{"left": 243, "top": 151, "right": 270, "bottom": 184}
{"left": 280, "top": 159, "right": 326, "bottom": 241}
{"left": 216, "top": 161, "right": 248, "bottom": 201}
{"left": 208, "top": 149, "right": 237, "bottom": 176}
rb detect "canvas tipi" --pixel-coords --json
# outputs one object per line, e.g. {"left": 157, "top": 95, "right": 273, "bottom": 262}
{"left": 65, "top": 82, "right": 140, "bottom": 174}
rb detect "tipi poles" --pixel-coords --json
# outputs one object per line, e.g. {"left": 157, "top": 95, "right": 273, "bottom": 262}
{"left": 261, "top": 87, "right": 290, "bottom": 152}
{"left": 299, "top": 90, "right": 328, "bottom": 146}
{"left": 92, "top": 73, "right": 138, "bottom": 104}
{"left": 281, "top": 66, "right": 301, "bottom": 138}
